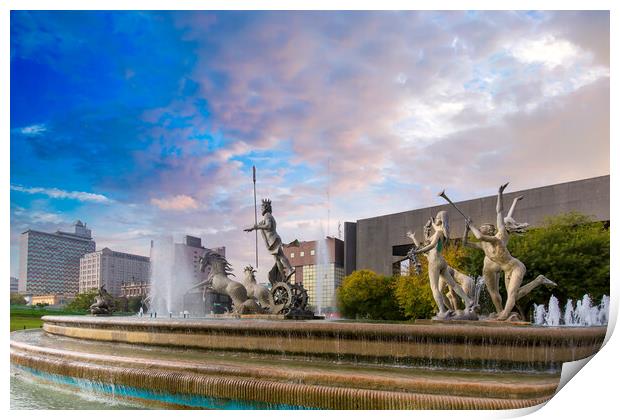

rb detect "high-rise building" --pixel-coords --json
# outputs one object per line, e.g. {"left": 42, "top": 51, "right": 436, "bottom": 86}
{"left": 79, "top": 248, "right": 150, "bottom": 297}
{"left": 284, "top": 237, "right": 345, "bottom": 313}
{"left": 10, "top": 276, "right": 19, "bottom": 294}
{"left": 19, "top": 220, "right": 96, "bottom": 295}
{"left": 148, "top": 235, "right": 230, "bottom": 315}
{"left": 173, "top": 235, "right": 222, "bottom": 285}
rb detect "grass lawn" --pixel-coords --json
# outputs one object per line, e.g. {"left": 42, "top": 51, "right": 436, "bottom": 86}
{"left": 10, "top": 315, "right": 45, "bottom": 331}
{"left": 9, "top": 306, "right": 134, "bottom": 331}
{"left": 9, "top": 306, "right": 87, "bottom": 332}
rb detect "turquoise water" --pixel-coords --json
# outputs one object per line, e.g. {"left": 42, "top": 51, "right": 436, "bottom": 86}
{"left": 10, "top": 366, "right": 147, "bottom": 410}
{"left": 11, "top": 365, "right": 310, "bottom": 410}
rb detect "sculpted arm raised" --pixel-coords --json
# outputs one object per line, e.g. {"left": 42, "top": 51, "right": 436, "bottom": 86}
{"left": 496, "top": 183, "right": 508, "bottom": 234}
{"left": 506, "top": 195, "right": 524, "bottom": 220}
{"left": 406, "top": 231, "right": 420, "bottom": 248}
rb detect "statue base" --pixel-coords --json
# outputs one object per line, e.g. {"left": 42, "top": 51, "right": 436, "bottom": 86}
{"left": 210, "top": 313, "right": 324, "bottom": 320}
{"left": 415, "top": 319, "right": 532, "bottom": 326}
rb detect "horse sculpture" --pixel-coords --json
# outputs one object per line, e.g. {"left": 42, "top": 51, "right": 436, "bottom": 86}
{"left": 190, "top": 249, "right": 261, "bottom": 314}
{"left": 241, "top": 265, "right": 273, "bottom": 313}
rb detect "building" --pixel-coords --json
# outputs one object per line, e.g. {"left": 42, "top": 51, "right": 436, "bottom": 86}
{"left": 10, "top": 277, "right": 19, "bottom": 294}
{"left": 120, "top": 280, "right": 150, "bottom": 298}
{"left": 173, "top": 235, "right": 226, "bottom": 286}
{"left": 149, "top": 235, "right": 231, "bottom": 315}
{"left": 284, "top": 237, "right": 344, "bottom": 313}
{"left": 79, "top": 248, "right": 150, "bottom": 297}
{"left": 30, "top": 294, "right": 74, "bottom": 307}
{"left": 345, "top": 175, "right": 610, "bottom": 277}
{"left": 19, "top": 220, "right": 96, "bottom": 295}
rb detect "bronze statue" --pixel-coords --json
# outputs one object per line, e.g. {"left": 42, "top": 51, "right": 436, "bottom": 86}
{"left": 464, "top": 183, "right": 556, "bottom": 320}
{"left": 244, "top": 199, "right": 295, "bottom": 285}
{"left": 190, "top": 249, "right": 261, "bottom": 314}
{"left": 408, "top": 211, "right": 476, "bottom": 320}
{"left": 90, "top": 286, "right": 113, "bottom": 315}
{"left": 241, "top": 265, "right": 274, "bottom": 312}
{"left": 407, "top": 221, "right": 475, "bottom": 312}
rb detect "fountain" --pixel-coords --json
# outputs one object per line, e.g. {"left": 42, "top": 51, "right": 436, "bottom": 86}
{"left": 148, "top": 236, "right": 198, "bottom": 315}
{"left": 10, "top": 186, "right": 610, "bottom": 409}
{"left": 534, "top": 295, "right": 610, "bottom": 327}
{"left": 315, "top": 234, "right": 330, "bottom": 315}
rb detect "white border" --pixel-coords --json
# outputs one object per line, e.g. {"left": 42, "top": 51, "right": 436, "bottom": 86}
{"left": 2, "top": 2, "right": 616, "bottom": 420}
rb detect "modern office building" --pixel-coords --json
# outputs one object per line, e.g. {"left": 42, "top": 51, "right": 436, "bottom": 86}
{"left": 79, "top": 248, "right": 150, "bottom": 297}
{"left": 10, "top": 276, "right": 19, "bottom": 294}
{"left": 283, "top": 237, "right": 344, "bottom": 313}
{"left": 345, "top": 175, "right": 610, "bottom": 277}
{"left": 19, "top": 220, "right": 96, "bottom": 295}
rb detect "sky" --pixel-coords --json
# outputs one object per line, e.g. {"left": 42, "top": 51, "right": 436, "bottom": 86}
{"left": 9, "top": 10, "right": 610, "bottom": 280}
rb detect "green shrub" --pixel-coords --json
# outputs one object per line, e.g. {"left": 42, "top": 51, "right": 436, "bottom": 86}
{"left": 337, "top": 270, "right": 405, "bottom": 320}
{"left": 10, "top": 293, "right": 27, "bottom": 305}
{"left": 394, "top": 274, "right": 436, "bottom": 320}
{"left": 65, "top": 290, "right": 99, "bottom": 311}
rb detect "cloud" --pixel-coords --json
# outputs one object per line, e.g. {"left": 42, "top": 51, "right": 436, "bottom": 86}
{"left": 18, "top": 124, "right": 47, "bottom": 136}
{"left": 509, "top": 35, "right": 579, "bottom": 68}
{"left": 151, "top": 195, "right": 199, "bottom": 211}
{"left": 10, "top": 185, "right": 113, "bottom": 203}
{"left": 9, "top": 11, "right": 609, "bottom": 279}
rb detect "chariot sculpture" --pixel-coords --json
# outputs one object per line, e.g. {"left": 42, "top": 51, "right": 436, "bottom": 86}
{"left": 185, "top": 193, "right": 311, "bottom": 316}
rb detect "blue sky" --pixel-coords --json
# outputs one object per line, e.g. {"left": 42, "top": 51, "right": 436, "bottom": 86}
{"left": 10, "top": 11, "right": 610, "bottom": 278}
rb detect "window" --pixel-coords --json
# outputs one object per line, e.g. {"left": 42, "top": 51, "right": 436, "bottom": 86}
{"left": 300, "top": 251, "right": 305, "bottom": 257}
{"left": 290, "top": 252, "right": 295, "bottom": 258}
{"left": 310, "top": 250, "right": 315, "bottom": 256}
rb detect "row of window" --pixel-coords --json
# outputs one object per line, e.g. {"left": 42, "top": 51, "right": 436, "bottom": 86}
{"left": 290, "top": 249, "right": 315, "bottom": 258}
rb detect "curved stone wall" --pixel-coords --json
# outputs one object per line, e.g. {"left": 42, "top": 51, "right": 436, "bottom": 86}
{"left": 41, "top": 316, "right": 606, "bottom": 369}
{"left": 9, "top": 316, "right": 608, "bottom": 409}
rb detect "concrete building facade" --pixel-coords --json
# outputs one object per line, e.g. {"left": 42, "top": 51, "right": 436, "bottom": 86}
{"left": 79, "top": 248, "right": 150, "bottom": 297}
{"left": 120, "top": 280, "right": 150, "bottom": 298}
{"left": 10, "top": 276, "right": 19, "bottom": 294}
{"left": 19, "top": 221, "right": 96, "bottom": 295}
{"left": 345, "top": 176, "right": 610, "bottom": 277}
{"left": 284, "top": 237, "right": 345, "bottom": 312}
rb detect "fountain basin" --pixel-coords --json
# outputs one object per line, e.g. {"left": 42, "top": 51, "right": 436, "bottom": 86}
{"left": 9, "top": 316, "right": 607, "bottom": 409}
{"left": 39, "top": 316, "right": 605, "bottom": 369}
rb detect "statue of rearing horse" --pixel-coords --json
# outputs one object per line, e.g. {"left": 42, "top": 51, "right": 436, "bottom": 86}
{"left": 189, "top": 249, "right": 261, "bottom": 314}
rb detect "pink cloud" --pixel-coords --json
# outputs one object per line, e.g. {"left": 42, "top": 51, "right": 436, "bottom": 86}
{"left": 151, "top": 194, "right": 199, "bottom": 211}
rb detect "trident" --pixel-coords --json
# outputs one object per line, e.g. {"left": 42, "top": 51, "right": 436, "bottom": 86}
{"left": 252, "top": 165, "right": 258, "bottom": 268}
{"left": 438, "top": 189, "right": 470, "bottom": 222}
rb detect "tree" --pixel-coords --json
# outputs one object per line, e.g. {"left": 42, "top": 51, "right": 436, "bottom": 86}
{"left": 127, "top": 296, "right": 145, "bottom": 313}
{"left": 337, "top": 270, "right": 405, "bottom": 320}
{"left": 508, "top": 212, "right": 609, "bottom": 309}
{"left": 10, "top": 293, "right": 27, "bottom": 305}
{"left": 65, "top": 290, "right": 99, "bottom": 312}
{"left": 394, "top": 274, "right": 436, "bottom": 320}
{"left": 112, "top": 296, "right": 128, "bottom": 312}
